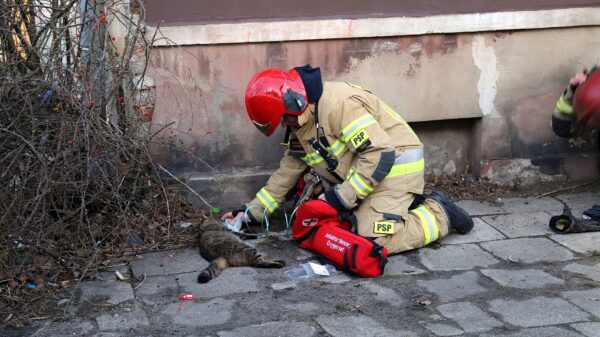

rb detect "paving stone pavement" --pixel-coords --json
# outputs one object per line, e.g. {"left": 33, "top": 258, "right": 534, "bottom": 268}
{"left": 2, "top": 192, "right": 600, "bottom": 337}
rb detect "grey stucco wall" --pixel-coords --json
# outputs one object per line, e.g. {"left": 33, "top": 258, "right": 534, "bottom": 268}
{"left": 147, "top": 26, "right": 600, "bottom": 208}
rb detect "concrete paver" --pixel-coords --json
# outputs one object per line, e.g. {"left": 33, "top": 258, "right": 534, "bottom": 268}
{"left": 315, "top": 314, "right": 410, "bottom": 337}
{"left": 321, "top": 274, "right": 352, "bottom": 284}
{"left": 217, "top": 321, "right": 319, "bottom": 337}
{"left": 32, "top": 321, "right": 96, "bottom": 337}
{"left": 437, "top": 302, "right": 503, "bottom": 333}
{"left": 96, "top": 309, "right": 149, "bottom": 331}
{"left": 176, "top": 268, "right": 260, "bottom": 298}
{"left": 130, "top": 249, "right": 209, "bottom": 277}
{"left": 561, "top": 288, "right": 600, "bottom": 317}
{"left": 129, "top": 252, "right": 170, "bottom": 277}
{"left": 422, "top": 322, "right": 464, "bottom": 336}
{"left": 420, "top": 244, "right": 500, "bottom": 271}
{"left": 134, "top": 275, "right": 179, "bottom": 298}
{"left": 481, "top": 211, "right": 555, "bottom": 238}
{"left": 480, "top": 326, "right": 585, "bottom": 337}
{"left": 417, "top": 271, "right": 487, "bottom": 302}
{"left": 480, "top": 268, "right": 565, "bottom": 289}
{"left": 383, "top": 254, "right": 426, "bottom": 276}
{"left": 133, "top": 274, "right": 179, "bottom": 307}
{"left": 488, "top": 296, "right": 590, "bottom": 327}
{"left": 498, "top": 197, "right": 564, "bottom": 214}
{"left": 563, "top": 262, "right": 600, "bottom": 281}
{"left": 160, "top": 298, "right": 235, "bottom": 328}
{"left": 551, "top": 232, "right": 600, "bottom": 254}
{"left": 271, "top": 281, "right": 297, "bottom": 291}
{"left": 283, "top": 302, "right": 320, "bottom": 313}
{"left": 455, "top": 200, "right": 504, "bottom": 216}
{"left": 360, "top": 281, "right": 405, "bottom": 307}
{"left": 554, "top": 192, "right": 600, "bottom": 217}
{"left": 570, "top": 322, "right": 600, "bottom": 337}
{"left": 442, "top": 218, "right": 506, "bottom": 244}
{"left": 481, "top": 237, "right": 577, "bottom": 263}
{"left": 78, "top": 280, "right": 134, "bottom": 305}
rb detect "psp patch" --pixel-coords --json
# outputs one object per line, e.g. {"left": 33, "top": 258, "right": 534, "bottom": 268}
{"left": 373, "top": 221, "right": 394, "bottom": 234}
{"left": 351, "top": 129, "right": 371, "bottom": 152}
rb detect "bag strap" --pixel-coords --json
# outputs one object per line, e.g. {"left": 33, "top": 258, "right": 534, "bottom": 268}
{"left": 369, "top": 240, "right": 388, "bottom": 273}
{"left": 350, "top": 243, "right": 358, "bottom": 270}
{"left": 295, "top": 225, "right": 320, "bottom": 245}
{"left": 342, "top": 246, "right": 352, "bottom": 274}
{"left": 310, "top": 103, "right": 344, "bottom": 183}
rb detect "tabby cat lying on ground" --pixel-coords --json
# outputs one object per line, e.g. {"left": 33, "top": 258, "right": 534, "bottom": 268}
{"left": 197, "top": 219, "right": 286, "bottom": 283}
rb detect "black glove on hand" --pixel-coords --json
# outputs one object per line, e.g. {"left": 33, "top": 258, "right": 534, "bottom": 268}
{"left": 324, "top": 189, "right": 350, "bottom": 213}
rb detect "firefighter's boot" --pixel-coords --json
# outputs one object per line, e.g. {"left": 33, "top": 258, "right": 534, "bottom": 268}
{"left": 583, "top": 205, "right": 600, "bottom": 221}
{"left": 428, "top": 191, "right": 474, "bottom": 234}
{"left": 549, "top": 206, "right": 600, "bottom": 234}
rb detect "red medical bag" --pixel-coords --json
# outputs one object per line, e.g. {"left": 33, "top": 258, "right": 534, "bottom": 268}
{"left": 292, "top": 200, "right": 388, "bottom": 278}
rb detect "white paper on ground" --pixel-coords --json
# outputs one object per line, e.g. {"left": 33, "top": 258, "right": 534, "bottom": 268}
{"left": 308, "top": 262, "right": 330, "bottom": 276}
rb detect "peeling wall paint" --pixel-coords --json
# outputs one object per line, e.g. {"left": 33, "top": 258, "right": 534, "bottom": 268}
{"left": 472, "top": 35, "right": 500, "bottom": 118}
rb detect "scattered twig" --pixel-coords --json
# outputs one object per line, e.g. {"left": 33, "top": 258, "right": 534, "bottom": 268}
{"left": 161, "top": 183, "right": 172, "bottom": 237}
{"left": 13, "top": 239, "right": 74, "bottom": 278}
{"left": 133, "top": 273, "right": 146, "bottom": 290}
{"left": 83, "top": 297, "right": 114, "bottom": 308}
{"left": 158, "top": 165, "right": 214, "bottom": 209}
{"left": 149, "top": 121, "right": 176, "bottom": 140}
{"left": 536, "top": 182, "right": 593, "bottom": 198}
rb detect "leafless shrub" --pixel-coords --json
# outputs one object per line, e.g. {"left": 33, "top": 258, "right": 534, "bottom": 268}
{"left": 0, "top": 0, "right": 199, "bottom": 325}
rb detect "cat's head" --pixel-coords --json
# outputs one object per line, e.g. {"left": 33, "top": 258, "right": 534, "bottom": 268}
{"left": 197, "top": 218, "right": 224, "bottom": 234}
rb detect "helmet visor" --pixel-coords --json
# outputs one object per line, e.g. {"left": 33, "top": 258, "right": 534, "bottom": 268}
{"left": 251, "top": 119, "right": 272, "bottom": 136}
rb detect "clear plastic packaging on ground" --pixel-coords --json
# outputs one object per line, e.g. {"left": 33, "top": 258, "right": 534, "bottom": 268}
{"left": 284, "top": 262, "right": 337, "bottom": 280}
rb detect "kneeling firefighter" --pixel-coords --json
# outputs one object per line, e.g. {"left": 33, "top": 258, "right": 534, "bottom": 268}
{"left": 221, "top": 65, "right": 474, "bottom": 277}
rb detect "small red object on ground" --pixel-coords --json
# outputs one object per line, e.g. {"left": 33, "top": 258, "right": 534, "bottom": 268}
{"left": 176, "top": 293, "right": 195, "bottom": 315}
{"left": 178, "top": 293, "right": 195, "bottom": 300}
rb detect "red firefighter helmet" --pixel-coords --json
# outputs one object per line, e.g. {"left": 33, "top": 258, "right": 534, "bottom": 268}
{"left": 245, "top": 68, "right": 308, "bottom": 136}
{"left": 573, "top": 70, "right": 600, "bottom": 129}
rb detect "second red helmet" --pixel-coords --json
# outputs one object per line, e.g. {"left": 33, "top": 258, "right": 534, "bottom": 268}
{"left": 573, "top": 70, "right": 600, "bottom": 129}
{"left": 245, "top": 68, "right": 308, "bottom": 136}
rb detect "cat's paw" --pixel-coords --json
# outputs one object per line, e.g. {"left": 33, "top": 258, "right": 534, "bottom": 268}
{"left": 197, "top": 272, "right": 211, "bottom": 283}
{"left": 273, "top": 259, "right": 286, "bottom": 268}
